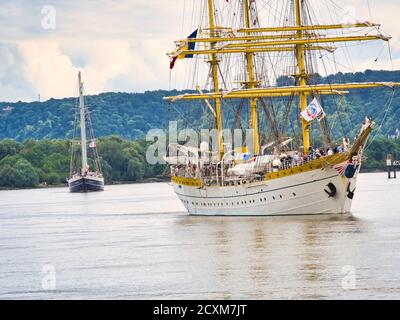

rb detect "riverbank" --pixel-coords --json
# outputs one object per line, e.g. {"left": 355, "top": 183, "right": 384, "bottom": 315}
{"left": 0, "top": 176, "right": 170, "bottom": 191}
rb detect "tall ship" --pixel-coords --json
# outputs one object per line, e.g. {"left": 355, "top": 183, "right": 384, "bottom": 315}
{"left": 164, "top": 0, "right": 399, "bottom": 216}
{"left": 68, "top": 72, "right": 104, "bottom": 193}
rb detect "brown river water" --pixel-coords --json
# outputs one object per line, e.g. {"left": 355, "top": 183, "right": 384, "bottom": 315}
{"left": 0, "top": 172, "right": 399, "bottom": 299}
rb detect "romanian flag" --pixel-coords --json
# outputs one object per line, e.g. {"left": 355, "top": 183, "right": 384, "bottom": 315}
{"left": 334, "top": 161, "right": 351, "bottom": 176}
{"left": 170, "top": 29, "right": 198, "bottom": 69}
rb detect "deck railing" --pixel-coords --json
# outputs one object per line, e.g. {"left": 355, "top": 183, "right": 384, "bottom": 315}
{"left": 171, "top": 152, "right": 328, "bottom": 186}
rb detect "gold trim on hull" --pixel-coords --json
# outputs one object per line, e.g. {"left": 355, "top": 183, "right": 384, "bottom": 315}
{"left": 172, "top": 176, "right": 202, "bottom": 188}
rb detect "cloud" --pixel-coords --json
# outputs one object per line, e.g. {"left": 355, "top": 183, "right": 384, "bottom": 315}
{"left": 0, "top": 0, "right": 184, "bottom": 101}
{"left": 17, "top": 40, "right": 78, "bottom": 99}
{"left": 0, "top": 0, "right": 399, "bottom": 102}
{"left": 0, "top": 43, "right": 36, "bottom": 101}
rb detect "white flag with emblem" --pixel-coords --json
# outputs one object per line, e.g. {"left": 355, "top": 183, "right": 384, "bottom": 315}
{"left": 301, "top": 98, "right": 326, "bottom": 122}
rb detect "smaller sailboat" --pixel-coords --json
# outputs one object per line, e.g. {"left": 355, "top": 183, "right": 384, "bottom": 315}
{"left": 68, "top": 72, "right": 104, "bottom": 192}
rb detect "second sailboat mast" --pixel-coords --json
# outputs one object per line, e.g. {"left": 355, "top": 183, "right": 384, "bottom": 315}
{"left": 78, "top": 71, "right": 88, "bottom": 171}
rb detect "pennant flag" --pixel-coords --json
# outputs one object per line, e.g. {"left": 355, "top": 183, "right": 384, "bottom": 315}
{"left": 301, "top": 98, "right": 326, "bottom": 122}
{"left": 170, "top": 29, "right": 198, "bottom": 69}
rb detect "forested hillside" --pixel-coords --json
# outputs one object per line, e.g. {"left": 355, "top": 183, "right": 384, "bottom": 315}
{"left": 0, "top": 137, "right": 166, "bottom": 188}
{"left": 1, "top": 70, "right": 400, "bottom": 142}
{"left": 1, "top": 70, "right": 400, "bottom": 188}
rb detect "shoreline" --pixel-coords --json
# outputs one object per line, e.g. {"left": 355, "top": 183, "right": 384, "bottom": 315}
{"left": 0, "top": 171, "right": 388, "bottom": 191}
{"left": 0, "top": 176, "right": 170, "bottom": 191}
{"left": 0, "top": 171, "right": 389, "bottom": 191}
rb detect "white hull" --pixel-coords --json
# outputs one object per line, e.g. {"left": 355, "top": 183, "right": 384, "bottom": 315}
{"left": 173, "top": 166, "right": 357, "bottom": 216}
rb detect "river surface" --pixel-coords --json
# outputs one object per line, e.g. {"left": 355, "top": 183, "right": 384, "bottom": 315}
{"left": 0, "top": 172, "right": 400, "bottom": 299}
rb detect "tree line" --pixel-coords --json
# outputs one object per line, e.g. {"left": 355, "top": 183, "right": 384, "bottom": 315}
{"left": 0, "top": 137, "right": 167, "bottom": 188}
{"left": 0, "top": 135, "right": 398, "bottom": 188}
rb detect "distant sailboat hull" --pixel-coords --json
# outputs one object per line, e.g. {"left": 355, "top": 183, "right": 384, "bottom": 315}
{"left": 68, "top": 176, "right": 104, "bottom": 193}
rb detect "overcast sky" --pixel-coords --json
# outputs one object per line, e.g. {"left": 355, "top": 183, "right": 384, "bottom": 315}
{"left": 0, "top": 0, "right": 399, "bottom": 102}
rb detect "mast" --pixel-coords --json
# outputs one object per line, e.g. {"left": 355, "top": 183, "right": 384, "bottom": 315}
{"left": 243, "top": 0, "right": 260, "bottom": 155}
{"left": 207, "top": 0, "right": 224, "bottom": 160}
{"left": 78, "top": 71, "right": 88, "bottom": 172}
{"left": 294, "top": 0, "right": 310, "bottom": 154}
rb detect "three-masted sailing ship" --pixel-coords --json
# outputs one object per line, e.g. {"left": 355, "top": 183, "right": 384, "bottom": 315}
{"left": 164, "top": 0, "right": 399, "bottom": 215}
{"left": 68, "top": 72, "right": 104, "bottom": 192}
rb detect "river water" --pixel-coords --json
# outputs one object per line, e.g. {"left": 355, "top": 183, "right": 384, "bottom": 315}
{"left": 0, "top": 172, "right": 400, "bottom": 299}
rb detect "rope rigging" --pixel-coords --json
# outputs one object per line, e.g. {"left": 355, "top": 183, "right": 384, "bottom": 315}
{"left": 166, "top": 0, "right": 398, "bottom": 157}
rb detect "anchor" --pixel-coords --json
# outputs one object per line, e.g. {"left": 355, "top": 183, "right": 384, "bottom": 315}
{"left": 347, "top": 182, "right": 356, "bottom": 199}
{"left": 324, "top": 183, "right": 337, "bottom": 198}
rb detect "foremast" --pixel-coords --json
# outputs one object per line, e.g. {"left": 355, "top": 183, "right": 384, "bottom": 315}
{"left": 78, "top": 71, "right": 88, "bottom": 173}
{"left": 207, "top": 0, "right": 224, "bottom": 160}
{"left": 243, "top": 0, "right": 260, "bottom": 156}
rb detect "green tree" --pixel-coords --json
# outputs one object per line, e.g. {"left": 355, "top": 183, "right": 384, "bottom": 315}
{"left": 0, "top": 156, "right": 39, "bottom": 188}
{"left": 127, "top": 159, "right": 144, "bottom": 181}
{"left": 0, "top": 139, "right": 21, "bottom": 160}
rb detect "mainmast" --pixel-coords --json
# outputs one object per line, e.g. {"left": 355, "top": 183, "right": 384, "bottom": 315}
{"left": 78, "top": 71, "right": 88, "bottom": 172}
{"left": 243, "top": 0, "right": 260, "bottom": 155}
{"left": 294, "top": 0, "right": 310, "bottom": 154}
{"left": 207, "top": 0, "right": 224, "bottom": 160}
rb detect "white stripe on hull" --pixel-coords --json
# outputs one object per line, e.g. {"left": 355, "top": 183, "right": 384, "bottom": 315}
{"left": 173, "top": 167, "right": 356, "bottom": 216}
